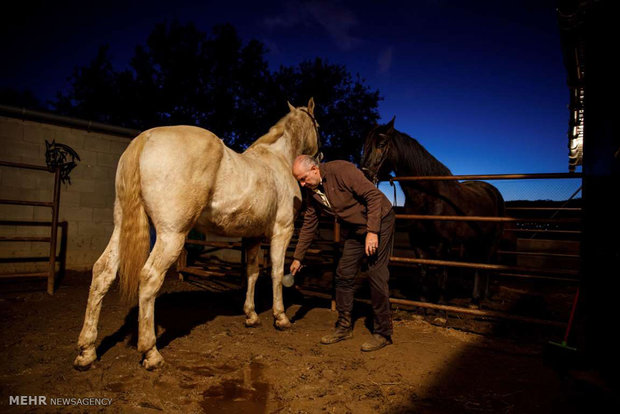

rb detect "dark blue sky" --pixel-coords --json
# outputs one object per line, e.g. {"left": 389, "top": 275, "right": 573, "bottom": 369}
{"left": 2, "top": 0, "right": 578, "bottom": 201}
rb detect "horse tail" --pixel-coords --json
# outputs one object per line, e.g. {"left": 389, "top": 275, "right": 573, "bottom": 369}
{"left": 117, "top": 133, "right": 150, "bottom": 304}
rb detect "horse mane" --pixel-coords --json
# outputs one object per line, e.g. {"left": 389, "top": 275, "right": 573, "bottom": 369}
{"left": 246, "top": 108, "right": 313, "bottom": 158}
{"left": 248, "top": 116, "right": 288, "bottom": 148}
{"left": 391, "top": 129, "right": 453, "bottom": 177}
{"left": 249, "top": 107, "right": 305, "bottom": 143}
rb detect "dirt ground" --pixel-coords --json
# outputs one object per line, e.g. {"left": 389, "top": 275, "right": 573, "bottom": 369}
{"left": 0, "top": 270, "right": 615, "bottom": 413}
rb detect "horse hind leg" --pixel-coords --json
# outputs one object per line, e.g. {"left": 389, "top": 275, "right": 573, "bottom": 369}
{"left": 74, "top": 226, "right": 121, "bottom": 370}
{"left": 137, "top": 231, "right": 186, "bottom": 370}
{"left": 243, "top": 238, "right": 262, "bottom": 327}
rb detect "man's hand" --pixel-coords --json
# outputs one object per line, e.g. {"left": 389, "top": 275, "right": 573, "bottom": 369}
{"left": 290, "top": 259, "right": 302, "bottom": 275}
{"left": 365, "top": 232, "right": 379, "bottom": 256}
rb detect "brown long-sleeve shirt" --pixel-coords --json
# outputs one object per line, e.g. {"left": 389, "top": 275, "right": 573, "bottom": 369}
{"left": 293, "top": 160, "right": 393, "bottom": 261}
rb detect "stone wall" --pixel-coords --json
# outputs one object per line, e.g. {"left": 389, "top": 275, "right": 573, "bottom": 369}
{"left": 0, "top": 114, "right": 133, "bottom": 273}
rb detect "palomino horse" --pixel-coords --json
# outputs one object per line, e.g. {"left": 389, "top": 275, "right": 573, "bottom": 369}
{"left": 74, "top": 99, "right": 320, "bottom": 370}
{"left": 361, "top": 117, "right": 504, "bottom": 306}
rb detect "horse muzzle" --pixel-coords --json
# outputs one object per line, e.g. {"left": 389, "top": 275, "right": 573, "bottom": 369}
{"left": 361, "top": 167, "right": 378, "bottom": 185}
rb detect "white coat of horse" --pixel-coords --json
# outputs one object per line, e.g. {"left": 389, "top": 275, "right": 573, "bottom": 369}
{"left": 74, "top": 98, "right": 319, "bottom": 370}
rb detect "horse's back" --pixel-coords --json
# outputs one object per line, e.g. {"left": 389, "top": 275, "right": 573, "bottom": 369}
{"left": 459, "top": 180, "right": 505, "bottom": 249}
{"left": 140, "top": 125, "right": 223, "bottom": 156}
{"left": 139, "top": 125, "right": 224, "bottom": 171}
{"left": 460, "top": 181, "right": 504, "bottom": 216}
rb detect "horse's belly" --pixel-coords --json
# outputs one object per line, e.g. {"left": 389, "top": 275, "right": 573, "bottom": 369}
{"left": 195, "top": 202, "right": 274, "bottom": 238}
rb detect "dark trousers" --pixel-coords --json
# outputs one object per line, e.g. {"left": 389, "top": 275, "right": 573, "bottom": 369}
{"left": 335, "top": 210, "right": 395, "bottom": 337}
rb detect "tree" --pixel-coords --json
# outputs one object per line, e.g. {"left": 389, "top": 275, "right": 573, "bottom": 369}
{"left": 272, "top": 58, "right": 381, "bottom": 162}
{"left": 0, "top": 87, "right": 44, "bottom": 109}
{"left": 53, "top": 22, "right": 381, "bottom": 160}
{"left": 54, "top": 45, "right": 125, "bottom": 125}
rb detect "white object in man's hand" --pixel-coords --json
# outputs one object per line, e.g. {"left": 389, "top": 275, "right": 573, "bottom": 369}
{"left": 290, "top": 259, "right": 302, "bottom": 275}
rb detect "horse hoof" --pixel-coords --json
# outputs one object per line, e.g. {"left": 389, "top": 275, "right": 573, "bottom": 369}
{"left": 73, "top": 349, "right": 96, "bottom": 371}
{"left": 245, "top": 317, "right": 261, "bottom": 328}
{"left": 274, "top": 319, "right": 292, "bottom": 331}
{"left": 142, "top": 359, "right": 164, "bottom": 371}
{"left": 141, "top": 350, "right": 164, "bottom": 371}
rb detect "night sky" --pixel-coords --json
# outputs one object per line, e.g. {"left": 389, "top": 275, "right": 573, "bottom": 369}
{"left": 2, "top": 0, "right": 578, "bottom": 201}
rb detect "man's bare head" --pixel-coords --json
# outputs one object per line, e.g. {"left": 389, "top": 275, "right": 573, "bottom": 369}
{"left": 293, "top": 155, "right": 321, "bottom": 189}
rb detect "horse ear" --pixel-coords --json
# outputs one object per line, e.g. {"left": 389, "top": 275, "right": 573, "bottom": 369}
{"left": 307, "top": 97, "right": 315, "bottom": 115}
{"left": 386, "top": 116, "right": 396, "bottom": 134}
{"left": 287, "top": 101, "right": 295, "bottom": 112}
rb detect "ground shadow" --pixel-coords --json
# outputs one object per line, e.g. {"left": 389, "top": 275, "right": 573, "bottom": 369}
{"left": 387, "top": 275, "right": 616, "bottom": 414}
{"left": 96, "top": 283, "right": 275, "bottom": 360}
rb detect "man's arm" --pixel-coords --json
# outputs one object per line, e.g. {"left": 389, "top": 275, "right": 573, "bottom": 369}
{"left": 341, "top": 163, "right": 388, "bottom": 234}
{"left": 292, "top": 198, "right": 320, "bottom": 263}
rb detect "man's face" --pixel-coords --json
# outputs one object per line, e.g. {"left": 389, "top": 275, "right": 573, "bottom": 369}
{"left": 294, "top": 164, "right": 321, "bottom": 189}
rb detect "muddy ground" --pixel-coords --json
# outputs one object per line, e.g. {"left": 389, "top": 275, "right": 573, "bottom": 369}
{"left": 0, "top": 269, "right": 615, "bottom": 413}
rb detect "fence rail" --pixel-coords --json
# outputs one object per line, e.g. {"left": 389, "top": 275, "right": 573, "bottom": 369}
{"left": 178, "top": 171, "right": 582, "bottom": 326}
{"left": 0, "top": 161, "right": 64, "bottom": 294}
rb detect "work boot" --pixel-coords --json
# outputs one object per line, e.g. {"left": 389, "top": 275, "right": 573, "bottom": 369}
{"left": 320, "top": 312, "right": 353, "bottom": 345}
{"left": 361, "top": 333, "right": 392, "bottom": 352}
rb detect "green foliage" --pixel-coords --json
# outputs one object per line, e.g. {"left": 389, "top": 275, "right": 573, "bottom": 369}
{"left": 53, "top": 22, "right": 381, "bottom": 161}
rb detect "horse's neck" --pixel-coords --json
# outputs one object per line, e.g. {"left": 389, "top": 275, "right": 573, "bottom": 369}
{"left": 245, "top": 130, "right": 296, "bottom": 165}
{"left": 390, "top": 132, "right": 460, "bottom": 198}
{"left": 392, "top": 133, "right": 452, "bottom": 178}
{"left": 268, "top": 132, "right": 296, "bottom": 162}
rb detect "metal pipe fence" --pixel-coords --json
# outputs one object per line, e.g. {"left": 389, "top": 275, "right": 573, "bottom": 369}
{"left": 178, "top": 172, "right": 582, "bottom": 326}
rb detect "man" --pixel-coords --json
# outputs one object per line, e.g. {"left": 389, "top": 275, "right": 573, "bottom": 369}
{"left": 290, "top": 155, "right": 395, "bottom": 352}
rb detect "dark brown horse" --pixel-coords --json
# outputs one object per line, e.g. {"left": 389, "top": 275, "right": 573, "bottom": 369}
{"left": 360, "top": 117, "right": 504, "bottom": 306}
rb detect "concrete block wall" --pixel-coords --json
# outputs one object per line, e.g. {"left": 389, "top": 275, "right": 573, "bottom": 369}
{"left": 0, "top": 115, "right": 132, "bottom": 273}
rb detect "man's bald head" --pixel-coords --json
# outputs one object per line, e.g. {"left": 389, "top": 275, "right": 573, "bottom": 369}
{"left": 293, "top": 155, "right": 321, "bottom": 189}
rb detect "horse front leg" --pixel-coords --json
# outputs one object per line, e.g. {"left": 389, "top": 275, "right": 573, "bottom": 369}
{"left": 74, "top": 227, "right": 120, "bottom": 370}
{"left": 471, "top": 270, "right": 485, "bottom": 309}
{"left": 243, "top": 238, "right": 262, "bottom": 327}
{"left": 435, "top": 242, "right": 452, "bottom": 304}
{"left": 413, "top": 247, "right": 430, "bottom": 302}
{"left": 470, "top": 244, "right": 493, "bottom": 309}
{"left": 137, "top": 232, "right": 186, "bottom": 370}
{"left": 269, "top": 230, "right": 293, "bottom": 330}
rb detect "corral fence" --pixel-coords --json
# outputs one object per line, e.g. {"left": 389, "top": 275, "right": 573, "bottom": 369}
{"left": 0, "top": 160, "right": 67, "bottom": 294}
{"left": 178, "top": 172, "right": 582, "bottom": 327}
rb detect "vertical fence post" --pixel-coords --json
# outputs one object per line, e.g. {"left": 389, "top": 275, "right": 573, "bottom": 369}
{"left": 47, "top": 167, "right": 61, "bottom": 295}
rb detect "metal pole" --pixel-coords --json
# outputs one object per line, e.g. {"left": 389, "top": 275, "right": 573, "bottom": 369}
{"left": 391, "top": 172, "right": 582, "bottom": 181}
{"left": 295, "top": 287, "right": 566, "bottom": 327}
{"left": 48, "top": 167, "right": 61, "bottom": 295}
{"left": 395, "top": 214, "right": 580, "bottom": 224}
{"left": 389, "top": 255, "right": 579, "bottom": 276}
